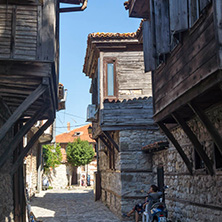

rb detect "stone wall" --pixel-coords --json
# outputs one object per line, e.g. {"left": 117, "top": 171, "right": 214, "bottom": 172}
{"left": 119, "top": 129, "right": 165, "bottom": 220}
{"left": 152, "top": 104, "right": 222, "bottom": 222}
{"left": 49, "top": 164, "right": 69, "bottom": 189}
{"left": 99, "top": 129, "right": 166, "bottom": 220}
{"left": 0, "top": 101, "right": 14, "bottom": 222}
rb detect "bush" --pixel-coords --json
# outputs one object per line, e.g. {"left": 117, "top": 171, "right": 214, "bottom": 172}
{"left": 43, "top": 143, "right": 62, "bottom": 173}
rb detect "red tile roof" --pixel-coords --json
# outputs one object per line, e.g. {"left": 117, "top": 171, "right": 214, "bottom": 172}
{"left": 83, "top": 32, "right": 139, "bottom": 77}
{"left": 56, "top": 124, "right": 95, "bottom": 144}
{"left": 88, "top": 32, "right": 137, "bottom": 40}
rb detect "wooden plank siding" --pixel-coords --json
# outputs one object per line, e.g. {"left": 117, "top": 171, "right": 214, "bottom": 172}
{"left": 100, "top": 98, "right": 157, "bottom": 129}
{"left": 0, "top": 1, "right": 58, "bottom": 63}
{"left": 0, "top": 5, "right": 12, "bottom": 58}
{"left": 100, "top": 50, "right": 152, "bottom": 102}
{"left": 153, "top": 4, "right": 220, "bottom": 119}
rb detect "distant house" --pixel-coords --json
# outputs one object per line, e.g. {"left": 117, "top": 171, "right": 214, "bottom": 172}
{"left": 54, "top": 124, "right": 97, "bottom": 188}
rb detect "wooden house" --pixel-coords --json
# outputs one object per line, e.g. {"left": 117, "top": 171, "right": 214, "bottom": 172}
{"left": 0, "top": 0, "right": 85, "bottom": 221}
{"left": 125, "top": 0, "right": 222, "bottom": 221}
{"left": 83, "top": 32, "right": 166, "bottom": 218}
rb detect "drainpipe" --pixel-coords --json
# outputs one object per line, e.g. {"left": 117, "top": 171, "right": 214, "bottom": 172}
{"left": 59, "top": 0, "right": 88, "bottom": 13}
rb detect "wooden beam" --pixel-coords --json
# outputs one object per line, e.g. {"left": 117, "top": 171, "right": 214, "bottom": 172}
{"left": 102, "top": 131, "right": 120, "bottom": 152}
{"left": 188, "top": 102, "right": 222, "bottom": 156}
{"left": 11, "top": 118, "right": 54, "bottom": 175}
{"left": 158, "top": 121, "right": 193, "bottom": 175}
{"left": 59, "top": 7, "right": 83, "bottom": 13}
{"left": 0, "top": 83, "right": 48, "bottom": 144}
{"left": 98, "top": 135, "right": 111, "bottom": 152}
{"left": 172, "top": 112, "right": 214, "bottom": 175}
{"left": 0, "top": 105, "right": 48, "bottom": 169}
{"left": 59, "top": 0, "right": 82, "bottom": 4}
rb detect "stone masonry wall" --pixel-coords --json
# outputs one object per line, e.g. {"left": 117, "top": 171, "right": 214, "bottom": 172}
{"left": 152, "top": 104, "right": 222, "bottom": 222}
{"left": 120, "top": 129, "right": 165, "bottom": 221}
{"left": 99, "top": 129, "right": 166, "bottom": 220}
{"left": 0, "top": 103, "right": 14, "bottom": 222}
{"left": 99, "top": 132, "right": 122, "bottom": 216}
{"left": 50, "top": 163, "right": 69, "bottom": 189}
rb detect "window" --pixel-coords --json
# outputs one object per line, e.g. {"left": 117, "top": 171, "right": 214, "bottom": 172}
{"left": 104, "top": 58, "right": 117, "bottom": 99}
{"left": 107, "top": 63, "right": 114, "bottom": 96}
{"left": 214, "top": 144, "right": 222, "bottom": 169}
{"left": 98, "top": 58, "right": 100, "bottom": 104}
{"left": 194, "top": 149, "right": 205, "bottom": 170}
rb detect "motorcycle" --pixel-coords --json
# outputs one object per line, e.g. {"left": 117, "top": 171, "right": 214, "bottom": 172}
{"left": 142, "top": 187, "right": 168, "bottom": 222}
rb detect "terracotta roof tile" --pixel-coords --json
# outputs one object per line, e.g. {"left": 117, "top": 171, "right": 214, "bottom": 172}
{"left": 56, "top": 124, "right": 95, "bottom": 144}
{"left": 89, "top": 32, "right": 137, "bottom": 40}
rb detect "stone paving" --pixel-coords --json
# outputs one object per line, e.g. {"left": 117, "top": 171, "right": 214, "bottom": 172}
{"left": 30, "top": 187, "right": 122, "bottom": 222}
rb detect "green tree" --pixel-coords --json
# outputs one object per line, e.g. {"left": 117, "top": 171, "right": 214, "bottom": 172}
{"left": 43, "top": 143, "right": 62, "bottom": 173}
{"left": 66, "top": 138, "right": 95, "bottom": 167}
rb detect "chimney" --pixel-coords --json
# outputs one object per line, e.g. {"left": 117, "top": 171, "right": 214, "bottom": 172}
{"left": 67, "top": 122, "right": 70, "bottom": 132}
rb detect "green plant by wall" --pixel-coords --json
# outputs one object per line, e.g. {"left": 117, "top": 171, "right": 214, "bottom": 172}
{"left": 66, "top": 138, "right": 95, "bottom": 167}
{"left": 43, "top": 143, "right": 62, "bottom": 173}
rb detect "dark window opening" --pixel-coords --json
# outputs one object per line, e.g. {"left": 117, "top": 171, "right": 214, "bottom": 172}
{"left": 214, "top": 144, "right": 222, "bottom": 169}
{"left": 194, "top": 149, "right": 205, "bottom": 169}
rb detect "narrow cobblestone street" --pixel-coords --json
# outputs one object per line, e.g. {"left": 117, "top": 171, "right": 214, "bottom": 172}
{"left": 31, "top": 187, "right": 121, "bottom": 222}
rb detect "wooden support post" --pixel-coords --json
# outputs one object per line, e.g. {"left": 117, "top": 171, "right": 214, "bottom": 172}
{"left": 11, "top": 118, "right": 54, "bottom": 175}
{"left": 188, "top": 102, "right": 222, "bottom": 156}
{"left": 98, "top": 135, "right": 111, "bottom": 152}
{"left": 158, "top": 121, "right": 193, "bottom": 175}
{"left": 0, "top": 105, "right": 48, "bottom": 169}
{"left": 102, "top": 131, "right": 119, "bottom": 152}
{"left": 0, "top": 84, "right": 48, "bottom": 145}
{"left": 172, "top": 112, "right": 214, "bottom": 175}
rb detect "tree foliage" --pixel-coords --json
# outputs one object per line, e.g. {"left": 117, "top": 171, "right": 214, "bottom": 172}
{"left": 66, "top": 138, "right": 95, "bottom": 167}
{"left": 43, "top": 143, "right": 62, "bottom": 172}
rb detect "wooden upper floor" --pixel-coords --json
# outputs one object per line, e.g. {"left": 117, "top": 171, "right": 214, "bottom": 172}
{"left": 0, "top": 0, "right": 59, "bottom": 63}
{"left": 137, "top": 0, "right": 222, "bottom": 123}
{"left": 83, "top": 32, "right": 155, "bottom": 136}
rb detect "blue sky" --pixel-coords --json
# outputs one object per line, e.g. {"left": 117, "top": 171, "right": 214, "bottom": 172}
{"left": 56, "top": 0, "right": 141, "bottom": 135}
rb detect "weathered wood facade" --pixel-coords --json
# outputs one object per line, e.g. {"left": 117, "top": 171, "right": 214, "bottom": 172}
{"left": 125, "top": 0, "right": 222, "bottom": 221}
{"left": 0, "top": 0, "right": 60, "bottom": 221}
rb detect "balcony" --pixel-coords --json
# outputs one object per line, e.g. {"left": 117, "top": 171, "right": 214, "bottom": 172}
{"left": 99, "top": 97, "right": 157, "bottom": 131}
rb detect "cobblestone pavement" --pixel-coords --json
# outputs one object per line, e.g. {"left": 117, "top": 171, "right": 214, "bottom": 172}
{"left": 31, "top": 187, "right": 121, "bottom": 222}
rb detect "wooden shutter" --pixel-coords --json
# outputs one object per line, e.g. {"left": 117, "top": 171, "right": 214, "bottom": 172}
{"left": 169, "top": 0, "right": 188, "bottom": 33}
{"left": 0, "top": 5, "right": 13, "bottom": 59}
{"left": 143, "top": 20, "right": 156, "bottom": 72}
{"left": 14, "top": 5, "right": 38, "bottom": 60}
{"left": 154, "top": 0, "right": 170, "bottom": 55}
{"left": 143, "top": 0, "right": 156, "bottom": 72}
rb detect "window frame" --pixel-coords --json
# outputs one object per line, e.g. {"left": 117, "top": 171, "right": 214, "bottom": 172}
{"left": 103, "top": 57, "right": 118, "bottom": 100}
